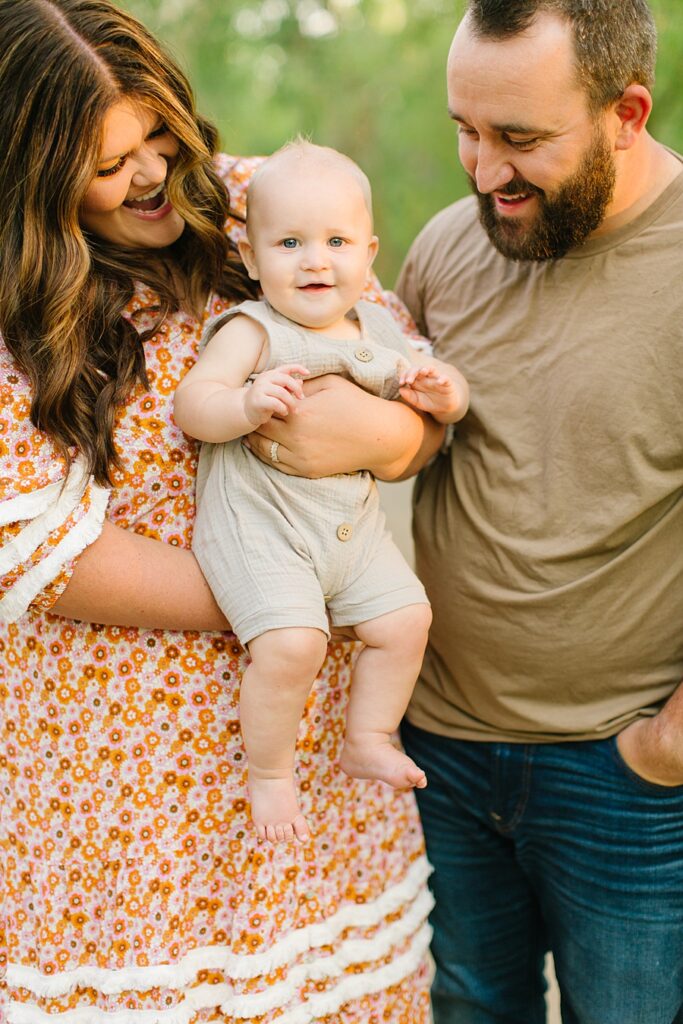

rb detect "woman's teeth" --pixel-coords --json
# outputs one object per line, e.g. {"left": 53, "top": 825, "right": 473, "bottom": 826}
{"left": 124, "top": 182, "right": 166, "bottom": 209}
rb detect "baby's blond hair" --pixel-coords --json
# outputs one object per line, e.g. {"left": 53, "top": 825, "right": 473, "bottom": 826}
{"left": 246, "top": 137, "right": 374, "bottom": 233}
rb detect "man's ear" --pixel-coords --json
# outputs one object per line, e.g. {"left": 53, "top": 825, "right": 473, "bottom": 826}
{"left": 613, "top": 83, "right": 653, "bottom": 151}
{"left": 238, "top": 237, "right": 260, "bottom": 280}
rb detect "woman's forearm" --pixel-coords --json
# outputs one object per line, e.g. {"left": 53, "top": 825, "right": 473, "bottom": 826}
{"left": 385, "top": 409, "right": 445, "bottom": 481}
{"left": 51, "top": 521, "right": 230, "bottom": 631}
{"left": 244, "top": 374, "right": 444, "bottom": 480}
{"left": 366, "top": 400, "right": 444, "bottom": 480}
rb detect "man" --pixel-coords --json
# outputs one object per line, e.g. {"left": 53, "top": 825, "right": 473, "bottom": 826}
{"left": 397, "top": 2, "right": 683, "bottom": 1022}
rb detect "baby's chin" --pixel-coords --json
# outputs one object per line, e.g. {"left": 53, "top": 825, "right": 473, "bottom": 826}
{"left": 298, "top": 317, "right": 352, "bottom": 335}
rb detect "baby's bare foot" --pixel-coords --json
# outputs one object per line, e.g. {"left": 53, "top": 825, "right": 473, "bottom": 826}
{"left": 340, "top": 736, "right": 427, "bottom": 790}
{"left": 248, "top": 773, "right": 311, "bottom": 843}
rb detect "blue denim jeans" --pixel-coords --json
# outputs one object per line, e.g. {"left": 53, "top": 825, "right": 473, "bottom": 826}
{"left": 401, "top": 719, "right": 683, "bottom": 1024}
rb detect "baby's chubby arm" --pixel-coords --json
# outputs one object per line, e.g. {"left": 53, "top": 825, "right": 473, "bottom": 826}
{"left": 398, "top": 349, "right": 469, "bottom": 425}
{"left": 173, "top": 315, "right": 309, "bottom": 443}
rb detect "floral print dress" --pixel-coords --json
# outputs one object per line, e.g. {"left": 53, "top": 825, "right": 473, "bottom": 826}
{"left": 0, "top": 155, "right": 433, "bottom": 1024}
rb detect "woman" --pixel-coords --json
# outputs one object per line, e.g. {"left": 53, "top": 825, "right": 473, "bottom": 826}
{"left": 0, "top": 1, "right": 440, "bottom": 1021}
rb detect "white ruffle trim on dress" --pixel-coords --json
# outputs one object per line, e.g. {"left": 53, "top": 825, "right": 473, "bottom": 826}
{"left": 7, "top": 921, "right": 432, "bottom": 1024}
{"left": 0, "top": 455, "right": 110, "bottom": 623}
{"left": 6, "top": 857, "right": 433, "bottom": 1023}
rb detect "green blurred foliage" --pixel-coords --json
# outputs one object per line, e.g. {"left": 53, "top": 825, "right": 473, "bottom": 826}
{"left": 121, "top": 0, "right": 683, "bottom": 284}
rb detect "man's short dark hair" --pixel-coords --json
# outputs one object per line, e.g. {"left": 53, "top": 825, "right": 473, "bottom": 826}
{"left": 465, "top": 0, "right": 657, "bottom": 111}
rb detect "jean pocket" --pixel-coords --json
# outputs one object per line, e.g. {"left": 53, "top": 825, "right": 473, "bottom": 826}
{"left": 608, "top": 734, "right": 683, "bottom": 795}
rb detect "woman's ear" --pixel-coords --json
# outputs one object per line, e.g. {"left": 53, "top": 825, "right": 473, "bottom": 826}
{"left": 238, "top": 237, "right": 260, "bottom": 280}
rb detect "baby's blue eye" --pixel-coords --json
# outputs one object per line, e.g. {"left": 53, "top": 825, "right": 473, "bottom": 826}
{"left": 329, "top": 237, "right": 344, "bottom": 247}
{"left": 282, "top": 238, "right": 299, "bottom": 249}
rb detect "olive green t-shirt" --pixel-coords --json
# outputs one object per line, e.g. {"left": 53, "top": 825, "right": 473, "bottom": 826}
{"left": 397, "top": 168, "right": 683, "bottom": 741}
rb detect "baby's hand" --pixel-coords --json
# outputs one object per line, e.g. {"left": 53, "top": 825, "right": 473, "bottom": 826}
{"left": 244, "top": 364, "right": 310, "bottom": 427}
{"left": 399, "top": 365, "right": 461, "bottom": 417}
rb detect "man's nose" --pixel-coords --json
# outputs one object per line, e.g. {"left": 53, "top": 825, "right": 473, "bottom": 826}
{"left": 473, "top": 141, "right": 516, "bottom": 194}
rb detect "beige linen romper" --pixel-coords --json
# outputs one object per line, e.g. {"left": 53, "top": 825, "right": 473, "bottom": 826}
{"left": 193, "top": 299, "right": 429, "bottom": 645}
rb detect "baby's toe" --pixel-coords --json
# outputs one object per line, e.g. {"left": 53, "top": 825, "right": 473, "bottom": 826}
{"left": 293, "top": 815, "right": 311, "bottom": 843}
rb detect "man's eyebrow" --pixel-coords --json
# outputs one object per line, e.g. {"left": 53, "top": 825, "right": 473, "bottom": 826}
{"left": 495, "top": 122, "right": 547, "bottom": 135}
{"left": 447, "top": 109, "right": 547, "bottom": 135}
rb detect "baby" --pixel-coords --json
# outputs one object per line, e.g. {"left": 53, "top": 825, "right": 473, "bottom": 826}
{"left": 174, "top": 140, "right": 469, "bottom": 843}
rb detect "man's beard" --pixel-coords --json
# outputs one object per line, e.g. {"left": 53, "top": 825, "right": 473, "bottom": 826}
{"left": 471, "top": 128, "right": 616, "bottom": 261}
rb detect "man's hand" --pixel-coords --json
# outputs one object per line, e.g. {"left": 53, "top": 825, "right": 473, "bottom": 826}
{"left": 617, "top": 686, "right": 683, "bottom": 786}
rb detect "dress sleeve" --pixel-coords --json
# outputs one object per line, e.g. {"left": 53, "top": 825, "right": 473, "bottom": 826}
{"left": 0, "top": 346, "right": 110, "bottom": 623}
{"left": 214, "top": 152, "right": 265, "bottom": 248}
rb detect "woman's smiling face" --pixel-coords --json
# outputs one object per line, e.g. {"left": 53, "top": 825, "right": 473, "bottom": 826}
{"left": 79, "top": 99, "right": 185, "bottom": 249}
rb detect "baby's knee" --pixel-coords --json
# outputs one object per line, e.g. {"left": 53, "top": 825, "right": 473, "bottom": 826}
{"left": 277, "top": 627, "right": 328, "bottom": 672}
{"left": 358, "top": 602, "right": 432, "bottom": 652}
{"left": 399, "top": 602, "right": 432, "bottom": 653}
{"left": 408, "top": 601, "right": 432, "bottom": 632}
{"left": 249, "top": 627, "right": 328, "bottom": 680}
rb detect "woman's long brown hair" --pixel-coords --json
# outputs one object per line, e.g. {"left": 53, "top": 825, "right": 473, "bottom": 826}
{"left": 0, "top": 0, "right": 258, "bottom": 486}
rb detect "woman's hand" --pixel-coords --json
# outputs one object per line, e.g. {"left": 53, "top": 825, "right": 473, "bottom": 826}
{"left": 244, "top": 374, "right": 444, "bottom": 481}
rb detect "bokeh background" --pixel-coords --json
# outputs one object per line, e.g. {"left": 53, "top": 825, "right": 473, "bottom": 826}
{"left": 122, "top": 0, "right": 683, "bottom": 285}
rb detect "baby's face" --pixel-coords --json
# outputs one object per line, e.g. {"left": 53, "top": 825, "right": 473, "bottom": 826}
{"left": 241, "top": 164, "right": 378, "bottom": 335}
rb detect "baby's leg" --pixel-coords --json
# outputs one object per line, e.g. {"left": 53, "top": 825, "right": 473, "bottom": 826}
{"left": 340, "top": 604, "right": 432, "bottom": 789}
{"left": 242, "top": 627, "right": 328, "bottom": 843}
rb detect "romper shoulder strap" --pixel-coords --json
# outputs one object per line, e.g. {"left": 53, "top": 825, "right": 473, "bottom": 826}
{"left": 199, "top": 299, "right": 273, "bottom": 354}
{"left": 354, "top": 300, "right": 413, "bottom": 358}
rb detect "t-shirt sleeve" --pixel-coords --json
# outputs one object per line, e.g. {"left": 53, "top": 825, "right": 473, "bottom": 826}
{"left": 0, "top": 346, "right": 110, "bottom": 623}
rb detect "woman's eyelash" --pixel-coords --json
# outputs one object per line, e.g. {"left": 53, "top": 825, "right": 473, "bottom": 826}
{"left": 95, "top": 124, "right": 168, "bottom": 178}
{"left": 97, "top": 156, "right": 127, "bottom": 178}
